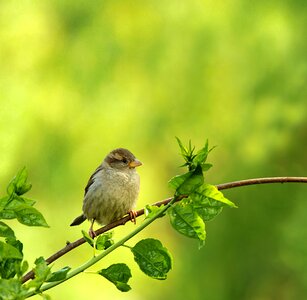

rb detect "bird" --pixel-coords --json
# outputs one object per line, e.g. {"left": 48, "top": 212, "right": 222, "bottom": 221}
{"left": 70, "top": 148, "right": 142, "bottom": 238}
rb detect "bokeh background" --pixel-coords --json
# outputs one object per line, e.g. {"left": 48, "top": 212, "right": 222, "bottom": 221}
{"left": 0, "top": 1, "right": 306, "bottom": 299}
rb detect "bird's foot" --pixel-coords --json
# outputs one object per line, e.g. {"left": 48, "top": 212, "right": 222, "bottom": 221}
{"left": 89, "top": 228, "right": 97, "bottom": 239}
{"left": 128, "top": 210, "right": 137, "bottom": 224}
{"left": 89, "top": 219, "right": 97, "bottom": 239}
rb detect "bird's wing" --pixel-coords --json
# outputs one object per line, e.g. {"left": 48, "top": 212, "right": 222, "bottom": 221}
{"left": 84, "top": 164, "right": 104, "bottom": 196}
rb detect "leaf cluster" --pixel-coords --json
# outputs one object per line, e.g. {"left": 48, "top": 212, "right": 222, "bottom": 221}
{"left": 168, "top": 138, "right": 236, "bottom": 247}
{"left": 82, "top": 234, "right": 172, "bottom": 292}
{"left": 0, "top": 168, "right": 51, "bottom": 300}
{"left": 88, "top": 138, "right": 236, "bottom": 292}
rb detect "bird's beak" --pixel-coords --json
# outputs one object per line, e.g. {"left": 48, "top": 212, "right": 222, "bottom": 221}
{"left": 129, "top": 159, "right": 142, "bottom": 168}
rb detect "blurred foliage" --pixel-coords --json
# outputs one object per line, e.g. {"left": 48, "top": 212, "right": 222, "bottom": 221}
{"left": 0, "top": 0, "right": 306, "bottom": 299}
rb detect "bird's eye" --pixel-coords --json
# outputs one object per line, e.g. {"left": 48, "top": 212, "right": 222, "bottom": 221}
{"left": 122, "top": 158, "right": 128, "bottom": 164}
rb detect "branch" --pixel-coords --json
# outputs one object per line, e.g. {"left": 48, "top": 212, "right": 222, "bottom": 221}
{"left": 216, "top": 177, "right": 307, "bottom": 190}
{"left": 21, "top": 176, "right": 307, "bottom": 283}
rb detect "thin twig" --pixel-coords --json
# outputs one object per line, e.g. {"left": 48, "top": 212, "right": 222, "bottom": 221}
{"left": 216, "top": 177, "right": 307, "bottom": 190}
{"left": 21, "top": 176, "right": 307, "bottom": 283}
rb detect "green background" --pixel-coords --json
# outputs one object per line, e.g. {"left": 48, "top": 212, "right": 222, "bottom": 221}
{"left": 0, "top": 1, "right": 306, "bottom": 299}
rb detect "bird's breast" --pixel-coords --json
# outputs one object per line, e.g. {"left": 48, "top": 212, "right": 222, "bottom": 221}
{"left": 82, "top": 168, "right": 140, "bottom": 224}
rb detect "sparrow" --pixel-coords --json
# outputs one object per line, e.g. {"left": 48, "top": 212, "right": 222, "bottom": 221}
{"left": 70, "top": 148, "right": 142, "bottom": 238}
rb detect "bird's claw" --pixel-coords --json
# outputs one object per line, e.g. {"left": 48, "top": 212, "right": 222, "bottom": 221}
{"left": 89, "top": 228, "right": 96, "bottom": 239}
{"left": 89, "top": 219, "right": 96, "bottom": 239}
{"left": 129, "top": 210, "right": 137, "bottom": 224}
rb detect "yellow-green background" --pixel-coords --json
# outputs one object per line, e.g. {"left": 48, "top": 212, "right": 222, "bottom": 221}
{"left": 1, "top": 1, "right": 306, "bottom": 299}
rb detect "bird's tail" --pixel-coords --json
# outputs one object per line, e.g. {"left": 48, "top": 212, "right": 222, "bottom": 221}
{"left": 70, "top": 214, "right": 87, "bottom": 226}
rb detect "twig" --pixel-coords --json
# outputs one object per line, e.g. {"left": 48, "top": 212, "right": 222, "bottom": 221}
{"left": 216, "top": 177, "right": 307, "bottom": 190}
{"left": 21, "top": 176, "right": 307, "bottom": 283}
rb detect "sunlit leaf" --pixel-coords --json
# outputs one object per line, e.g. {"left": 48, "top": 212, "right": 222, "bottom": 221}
{"left": 7, "top": 167, "right": 32, "bottom": 197}
{"left": 27, "top": 257, "right": 51, "bottom": 290}
{"left": 131, "top": 238, "right": 172, "bottom": 280}
{"left": 0, "top": 241, "right": 23, "bottom": 260}
{"left": 192, "top": 199, "right": 223, "bottom": 222}
{"left": 168, "top": 203, "right": 206, "bottom": 243}
{"left": 20, "top": 260, "right": 29, "bottom": 277}
{"left": 0, "top": 222, "right": 15, "bottom": 239}
{"left": 15, "top": 205, "right": 49, "bottom": 227}
{"left": 175, "top": 136, "right": 188, "bottom": 156}
{"left": 46, "top": 266, "right": 71, "bottom": 282}
{"left": 96, "top": 232, "right": 114, "bottom": 250}
{"left": 199, "top": 184, "right": 237, "bottom": 208}
{"left": 0, "top": 210, "right": 16, "bottom": 220}
{"left": 193, "top": 139, "right": 210, "bottom": 165}
{"left": 169, "top": 172, "right": 191, "bottom": 190}
{"left": 98, "top": 263, "right": 131, "bottom": 292}
{"left": 18, "top": 197, "right": 36, "bottom": 206}
{"left": 144, "top": 204, "right": 165, "bottom": 219}
{"left": 169, "top": 165, "right": 204, "bottom": 195}
{"left": 81, "top": 230, "right": 94, "bottom": 247}
{"left": 0, "top": 278, "right": 29, "bottom": 299}
{"left": 0, "top": 196, "right": 9, "bottom": 209}
{"left": 0, "top": 238, "right": 24, "bottom": 279}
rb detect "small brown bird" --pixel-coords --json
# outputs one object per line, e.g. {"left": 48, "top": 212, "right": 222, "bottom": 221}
{"left": 70, "top": 148, "right": 142, "bottom": 238}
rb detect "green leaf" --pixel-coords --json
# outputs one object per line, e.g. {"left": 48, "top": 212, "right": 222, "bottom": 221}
{"left": 27, "top": 257, "right": 51, "bottom": 290}
{"left": 0, "top": 221, "right": 15, "bottom": 238}
{"left": 0, "top": 278, "right": 29, "bottom": 300}
{"left": 0, "top": 241, "right": 23, "bottom": 261}
{"left": 0, "top": 195, "right": 35, "bottom": 210}
{"left": 46, "top": 266, "right": 71, "bottom": 282}
{"left": 0, "top": 196, "right": 9, "bottom": 209}
{"left": 175, "top": 137, "right": 197, "bottom": 169}
{"left": 0, "top": 258, "right": 22, "bottom": 279}
{"left": 82, "top": 230, "right": 94, "bottom": 247}
{"left": 21, "top": 197, "right": 36, "bottom": 206}
{"left": 168, "top": 202, "right": 206, "bottom": 243}
{"left": 96, "top": 232, "right": 114, "bottom": 250}
{"left": 199, "top": 184, "right": 237, "bottom": 208}
{"left": 12, "top": 197, "right": 36, "bottom": 207}
{"left": 0, "top": 238, "right": 24, "bottom": 279}
{"left": 144, "top": 204, "right": 165, "bottom": 219}
{"left": 0, "top": 197, "right": 36, "bottom": 222}
{"left": 0, "top": 209, "right": 16, "bottom": 220}
{"left": 201, "top": 163, "right": 213, "bottom": 172}
{"left": 20, "top": 260, "right": 29, "bottom": 277}
{"left": 0, "top": 196, "right": 41, "bottom": 223}
{"left": 0, "top": 197, "right": 16, "bottom": 220}
{"left": 193, "top": 139, "right": 210, "bottom": 165}
{"left": 169, "top": 165, "right": 204, "bottom": 195}
{"left": 189, "top": 186, "right": 226, "bottom": 222}
{"left": 81, "top": 231, "right": 114, "bottom": 250}
{"left": 5, "top": 238, "right": 23, "bottom": 255}
{"left": 7, "top": 167, "right": 32, "bottom": 196}
{"left": 131, "top": 238, "right": 172, "bottom": 280}
{"left": 192, "top": 197, "right": 224, "bottom": 222}
{"left": 98, "top": 263, "right": 131, "bottom": 292}
{"left": 175, "top": 137, "right": 188, "bottom": 157}
{"left": 169, "top": 172, "right": 191, "bottom": 190}
{"left": 15, "top": 205, "right": 49, "bottom": 227}
{"left": 33, "top": 257, "right": 49, "bottom": 277}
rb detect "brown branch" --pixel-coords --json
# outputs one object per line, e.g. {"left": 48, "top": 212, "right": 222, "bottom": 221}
{"left": 216, "top": 177, "right": 307, "bottom": 190}
{"left": 21, "top": 176, "right": 307, "bottom": 283}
